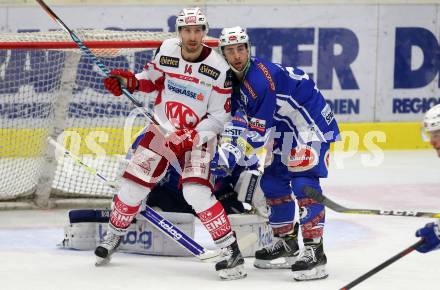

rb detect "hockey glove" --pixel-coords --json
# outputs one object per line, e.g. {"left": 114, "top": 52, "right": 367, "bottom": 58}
{"left": 415, "top": 220, "right": 440, "bottom": 253}
{"left": 165, "top": 129, "right": 199, "bottom": 159}
{"left": 103, "top": 69, "right": 138, "bottom": 96}
{"left": 210, "top": 143, "right": 243, "bottom": 177}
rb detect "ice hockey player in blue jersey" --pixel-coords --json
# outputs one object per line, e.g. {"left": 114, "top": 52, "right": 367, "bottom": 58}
{"left": 211, "top": 26, "right": 340, "bottom": 281}
{"left": 415, "top": 104, "right": 440, "bottom": 253}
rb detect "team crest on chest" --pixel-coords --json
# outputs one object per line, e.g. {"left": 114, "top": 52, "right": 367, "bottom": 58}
{"left": 160, "top": 55, "right": 180, "bottom": 68}
{"left": 165, "top": 101, "right": 200, "bottom": 129}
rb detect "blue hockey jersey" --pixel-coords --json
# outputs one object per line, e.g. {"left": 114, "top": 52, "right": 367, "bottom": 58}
{"left": 231, "top": 57, "right": 340, "bottom": 154}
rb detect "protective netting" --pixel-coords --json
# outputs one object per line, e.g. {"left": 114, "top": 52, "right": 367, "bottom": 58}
{"left": 0, "top": 29, "right": 211, "bottom": 203}
{"left": 0, "top": 29, "right": 177, "bottom": 43}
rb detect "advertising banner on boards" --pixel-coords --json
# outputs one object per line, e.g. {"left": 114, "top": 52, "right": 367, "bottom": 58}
{"left": 1, "top": 4, "right": 439, "bottom": 123}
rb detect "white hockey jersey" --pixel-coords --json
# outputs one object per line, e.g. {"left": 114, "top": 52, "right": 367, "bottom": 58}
{"left": 135, "top": 38, "right": 232, "bottom": 138}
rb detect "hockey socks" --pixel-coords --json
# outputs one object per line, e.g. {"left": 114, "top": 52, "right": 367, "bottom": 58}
{"left": 197, "top": 202, "right": 247, "bottom": 280}
{"left": 95, "top": 195, "right": 140, "bottom": 265}
{"left": 197, "top": 201, "right": 235, "bottom": 248}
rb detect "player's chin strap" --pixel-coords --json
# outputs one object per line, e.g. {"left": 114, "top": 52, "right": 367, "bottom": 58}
{"left": 229, "top": 57, "right": 251, "bottom": 81}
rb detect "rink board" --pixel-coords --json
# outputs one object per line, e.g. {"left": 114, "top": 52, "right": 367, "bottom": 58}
{"left": 0, "top": 122, "right": 432, "bottom": 158}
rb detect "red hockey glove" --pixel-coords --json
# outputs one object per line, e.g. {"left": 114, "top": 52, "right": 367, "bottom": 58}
{"left": 165, "top": 129, "right": 199, "bottom": 158}
{"left": 103, "top": 69, "right": 138, "bottom": 96}
{"left": 138, "top": 75, "right": 165, "bottom": 93}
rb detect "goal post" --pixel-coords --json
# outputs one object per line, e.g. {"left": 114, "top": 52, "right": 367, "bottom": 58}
{"left": 0, "top": 29, "right": 218, "bottom": 209}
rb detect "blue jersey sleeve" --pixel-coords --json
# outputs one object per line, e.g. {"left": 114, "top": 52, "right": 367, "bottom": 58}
{"left": 275, "top": 66, "right": 340, "bottom": 143}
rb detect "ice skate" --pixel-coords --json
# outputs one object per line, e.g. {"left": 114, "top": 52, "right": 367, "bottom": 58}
{"left": 215, "top": 239, "right": 247, "bottom": 280}
{"left": 94, "top": 232, "right": 122, "bottom": 266}
{"left": 253, "top": 232, "right": 300, "bottom": 269}
{"left": 291, "top": 238, "right": 328, "bottom": 281}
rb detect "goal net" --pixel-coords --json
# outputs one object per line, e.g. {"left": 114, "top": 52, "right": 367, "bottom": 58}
{"left": 0, "top": 29, "right": 218, "bottom": 209}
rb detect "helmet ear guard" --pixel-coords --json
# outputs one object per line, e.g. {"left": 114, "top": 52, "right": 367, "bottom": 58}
{"left": 175, "top": 7, "right": 209, "bottom": 34}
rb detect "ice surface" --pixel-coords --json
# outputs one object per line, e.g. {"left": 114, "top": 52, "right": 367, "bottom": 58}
{"left": 1, "top": 150, "right": 439, "bottom": 290}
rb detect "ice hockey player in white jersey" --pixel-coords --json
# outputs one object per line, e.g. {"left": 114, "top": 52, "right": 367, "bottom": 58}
{"left": 96, "top": 7, "right": 246, "bottom": 280}
{"left": 415, "top": 104, "right": 440, "bottom": 253}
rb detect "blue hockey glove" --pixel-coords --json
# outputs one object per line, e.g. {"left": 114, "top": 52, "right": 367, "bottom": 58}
{"left": 210, "top": 143, "right": 243, "bottom": 177}
{"left": 415, "top": 221, "right": 440, "bottom": 253}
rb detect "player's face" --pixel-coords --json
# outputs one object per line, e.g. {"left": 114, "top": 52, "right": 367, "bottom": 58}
{"left": 430, "top": 130, "right": 440, "bottom": 157}
{"left": 179, "top": 25, "right": 205, "bottom": 53}
{"left": 223, "top": 44, "right": 249, "bottom": 72}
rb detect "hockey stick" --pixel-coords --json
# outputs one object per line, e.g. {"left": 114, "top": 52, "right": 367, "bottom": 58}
{"left": 303, "top": 186, "right": 440, "bottom": 218}
{"left": 35, "top": 0, "right": 144, "bottom": 109}
{"left": 35, "top": 0, "right": 184, "bottom": 174}
{"left": 339, "top": 239, "right": 424, "bottom": 290}
{"left": 47, "top": 137, "right": 218, "bottom": 262}
{"left": 48, "top": 137, "right": 258, "bottom": 261}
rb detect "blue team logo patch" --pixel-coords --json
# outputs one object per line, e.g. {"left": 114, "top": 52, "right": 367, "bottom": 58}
{"left": 167, "top": 79, "right": 206, "bottom": 101}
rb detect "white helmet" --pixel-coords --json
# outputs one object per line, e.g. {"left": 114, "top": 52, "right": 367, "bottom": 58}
{"left": 424, "top": 104, "right": 440, "bottom": 132}
{"left": 175, "top": 7, "right": 208, "bottom": 32}
{"left": 219, "top": 26, "right": 251, "bottom": 75}
{"left": 219, "top": 26, "right": 250, "bottom": 49}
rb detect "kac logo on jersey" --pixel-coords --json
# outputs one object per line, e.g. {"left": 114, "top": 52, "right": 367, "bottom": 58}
{"left": 165, "top": 101, "right": 200, "bottom": 129}
{"left": 160, "top": 56, "right": 180, "bottom": 68}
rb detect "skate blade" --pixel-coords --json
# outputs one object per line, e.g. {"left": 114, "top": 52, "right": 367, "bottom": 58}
{"left": 292, "top": 265, "right": 328, "bottom": 281}
{"left": 254, "top": 256, "right": 296, "bottom": 269}
{"left": 95, "top": 256, "right": 111, "bottom": 267}
{"left": 218, "top": 264, "right": 247, "bottom": 280}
